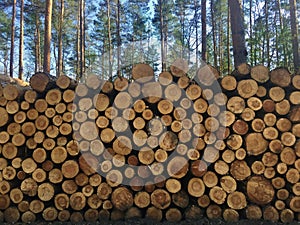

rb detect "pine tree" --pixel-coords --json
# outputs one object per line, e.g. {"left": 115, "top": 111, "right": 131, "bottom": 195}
{"left": 18, "top": 0, "right": 24, "bottom": 80}
{"left": 10, "top": 0, "right": 16, "bottom": 77}
{"left": 289, "top": 0, "right": 299, "bottom": 72}
{"left": 228, "top": 0, "right": 247, "bottom": 68}
{"left": 43, "top": 0, "right": 53, "bottom": 74}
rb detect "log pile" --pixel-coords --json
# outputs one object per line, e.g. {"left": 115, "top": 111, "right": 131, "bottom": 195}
{"left": 0, "top": 63, "right": 300, "bottom": 223}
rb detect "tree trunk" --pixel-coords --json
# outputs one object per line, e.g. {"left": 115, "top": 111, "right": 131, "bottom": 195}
{"left": 227, "top": 5, "right": 231, "bottom": 74}
{"left": 116, "top": 0, "right": 121, "bottom": 77}
{"left": 19, "top": 0, "right": 24, "bottom": 80}
{"left": 76, "top": 5, "right": 80, "bottom": 80}
{"left": 201, "top": 0, "right": 206, "bottom": 62}
{"left": 276, "top": 0, "right": 287, "bottom": 67}
{"left": 58, "top": 0, "right": 64, "bottom": 76}
{"left": 211, "top": 0, "right": 217, "bottom": 68}
{"left": 34, "top": 15, "right": 41, "bottom": 73}
{"left": 43, "top": 0, "right": 53, "bottom": 74}
{"left": 249, "top": 0, "right": 253, "bottom": 65}
{"left": 107, "top": 0, "right": 113, "bottom": 79}
{"left": 289, "top": 0, "right": 300, "bottom": 72}
{"left": 265, "top": 0, "right": 270, "bottom": 67}
{"left": 10, "top": 0, "right": 16, "bottom": 78}
{"left": 228, "top": 0, "right": 247, "bottom": 68}
{"left": 159, "top": 0, "right": 166, "bottom": 72}
{"left": 79, "top": 0, "right": 85, "bottom": 79}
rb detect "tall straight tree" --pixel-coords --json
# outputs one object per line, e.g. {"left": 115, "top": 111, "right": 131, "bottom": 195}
{"left": 57, "top": 0, "right": 64, "bottom": 76}
{"left": 79, "top": 0, "right": 85, "bottom": 79}
{"left": 153, "top": 0, "right": 174, "bottom": 72}
{"left": 228, "top": 0, "right": 247, "bottom": 67}
{"left": 265, "top": 0, "right": 270, "bottom": 67}
{"left": 10, "top": 0, "right": 16, "bottom": 77}
{"left": 116, "top": 0, "right": 121, "bottom": 76}
{"left": 289, "top": 0, "right": 299, "bottom": 72}
{"left": 159, "top": 0, "right": 166, "bottom": 71}
{"left": 201, "top": 0, "right": 206, "bottom": 62}
{"left": 107, "top": 0, "right": 113, "bottom": 79}
{"left": 19, "top": 0, "right": 24, "bottom": 79}
{"left": 43, "top": 0, "right": 53, "bottom": 74}
{"left": 227, "top": 3, "right": 231, "bottom": 73}
{"left": 35, "top": 13, "right": 42, "bottom": 73}
{"left": 210, "top": 0, "right": 217, "bottom": 68}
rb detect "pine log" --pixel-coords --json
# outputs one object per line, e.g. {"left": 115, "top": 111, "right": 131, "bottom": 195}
{"left": 57, "top": 210, "right": 71, "bottom": 222}
{"left": 0, "top": 107, "right": 9, "bottom": 127}
{"left": 223, "top": 209, "right": 239, "bottom": 222}
{"left": 275, "top": 99, "right": 290, "bottom": 115}
{"left": 206, "top": 204, "right": 222, "bottom": 219}
{"left": 32, "top": 168, "right": 47, "bottom": 183}
{"left": 127, "top": 82, "right": 140, "bottom": 98}
{"left": 269, "top": 86, "right": 285, "bottom": 102}
{"left": 11, "top": 157, "right": 22, "bottom": 169}
{"left": 37, "top": 183, "right": 55, "bottom": 201}
{"left": 151, "top": 189, "right": 171, "bottom": 209}
{"left": 63, "top": 89, "right": 75, "bottom": 103}
{"left": 69, "top": 212, "right": 84, "bottom": 223}
{"left": 145, "top": 206, "right": 162, "bottom": 222}
{"left": 132, "top": 63, "right": 154, "bottom": 83}
{"left": 45, "top": 89, "right": 62, "bottom": 105}
{"left": 250, "top": 65, "right": 269, "bottom": 83}
{"left": 246, "top": 205, "right": 262, "bottom": 220}
{"left": 170, "top": 58, "right": 188, "bottom": 77}
{"left": 61, "top": 160, "right": 79, "bottom": 179}
{"left": 247, "top": 97, "right": 262, "bottom": 111}
{"left": 270, "top": 67, "right": 291, "bottom": 87}
{"left": 158, "top": 71, "right": 173, "bottom": 85}
{"left": 230, "top": 160, "right": 251, "bottom": 181}
{"left": 263, "top": 205, "right": 279, "bottom": 222}
{"left": 237, "top": 79, "right": 258, "bottom": 98}
{"left": 246, "top": 133, "right": 268, "bottom": 155}
{"left": 263, "top": 99, "right": 275, "bottom": 112}
{"left": 4, "top": 207, "right": 20, "bottom": 223}
{"left": 56, "top": 74, "right": 77, "bottom": 89}
{"left": 42, "top": 160, "right": 54, "bottom": 172}
{"left": 209, "top": 186, "right": 227, "bottom": 205}
{"left": 35, "top": 99, "right": 48, "bottom": 113}
{"left": 3, "top": 84, "right": 20, "bottom": 100}
{"left": 177, "top": 75, "right": 190, "bottom": 89}
{"left": 227, "top": 96, "right": 245, "bottom": 114}
{"left": 221, "top": 75, "right": 237, "bottom": 91}
{"left": 69, "top": 192, "right": 86, "bottom": 211}
{"left": 111, "top": 187, "right": 133, "bottom": 211}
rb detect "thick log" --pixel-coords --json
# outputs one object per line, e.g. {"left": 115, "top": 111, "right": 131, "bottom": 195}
{"left": 246, "top": 205, "right": 262, "bottom": 220}
{"left": 151, "top": 189, "right": 171, "bottom": 210}
{"left": 230, "top": 160, "right": 251, "bottom": 181}
{"left": 206, "top": 204, "right": 222, "bottom": 219}
{"left": 145, "top": 206, "right": 162, "bottom": 222}
{"left": 270, "top": 67, "right": 291, "bottom": 87}
{"left": 166, "top": 208, "right": 182, "bottom": 222}
{"left": 251, "top": 65, "right": 269, "bottom": 83}
{"left": 221, "top": 75, "right": 237, "bottom": 91}
{"left": 111, "top": 187, "right": 133, "bottom": 211}
{"left": 237, "top": 79, "right": 258, "bottom": 98}
{"left": 132, "top": 64, "right": 154, "bottom": 83}
{"left": 227, "top": 96, "right": 245, "bottom": 114}
{"left": 263, "top": 205, "right": 279, "bottom": 222}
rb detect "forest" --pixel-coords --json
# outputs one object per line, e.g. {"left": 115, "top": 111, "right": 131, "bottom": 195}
{"left": 0, "top": 0, "right": 299, "bottom": 81}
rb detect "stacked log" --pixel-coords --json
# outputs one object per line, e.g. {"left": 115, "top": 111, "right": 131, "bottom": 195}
{"left": 0, "top": 64, "right": 300, "bottom": 223}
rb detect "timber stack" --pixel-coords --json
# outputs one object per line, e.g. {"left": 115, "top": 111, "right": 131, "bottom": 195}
{"left": 0, "top": 62, "right": 300, "bottom": 223}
